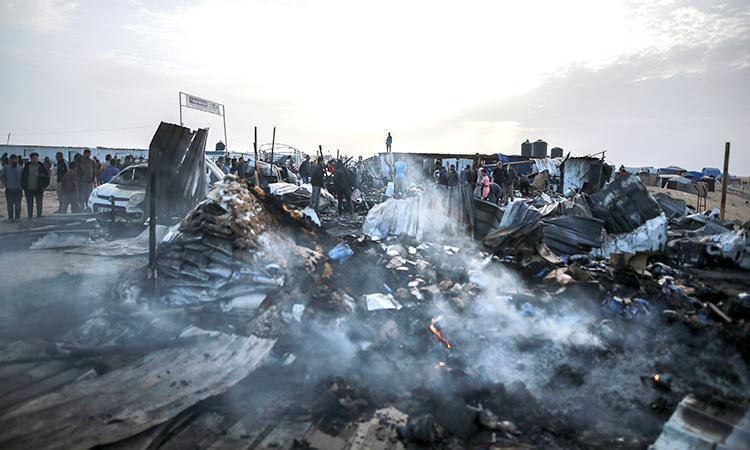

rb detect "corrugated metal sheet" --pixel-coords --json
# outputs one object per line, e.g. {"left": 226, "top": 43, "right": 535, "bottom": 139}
{"left": 649, "top": 395, "right": 750, "bottom": 450}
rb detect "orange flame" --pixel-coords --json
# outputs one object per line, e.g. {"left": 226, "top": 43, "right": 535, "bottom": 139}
{"left": 654, "top": 374, "right": 660, "bottom": 381}
{"left": 429, "top": 322, "right": 451, "bottom": 349}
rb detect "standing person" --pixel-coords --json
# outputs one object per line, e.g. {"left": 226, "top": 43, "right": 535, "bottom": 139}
{"left": 99, "top": 155, "right": 113, "bottom": 184}
{"left": 492, "top": 163, "right": 507, "bottom": 186}
{"left": 299, "top": 155, "right": 312, "bottom": 184}
{"left": 448, "top": 165, "right": 459, "bottom": 187}
{"left": 93, "top": 156, "right": 101, "bottom": 185}
{"left": 1, "top": 154, "right": 24, "bottom": 222}
{"left": 77, "top": 149, "right": 96, "bottom": 211}
{"left": 102, "top": 159, "right": 120, "bottom": 184}
{"left": 60, "top": 161, "right": 82, "bottom": 214}
{"left": 0, "top": 153, "right": 8, "bottom": 166}
{"left": 43, "top": 156, "right": 53, "bottom": 173}
{"left": 236, "top": 157, "right": 246, "bottom": 179}
{"left": 504, "top": 164, "right": 517, "bottom": 204}
{"left": 468, "top": 163, "right": 478, "bottom": 188}
{"left": 54, "top": 152, "right": 68, "bottom": 213}
{"left": 393, "top": 156, "right": 407, "bottom": 199}
{"left": 385, "top": 133, "right": 392, "bottom": 152}
{"left": 434, "top": 161, "right": 448, "bottom": 186}
{"left": 230, "top": 158, "right": 239, "bottom": 175}
{"left": 459, "top": 165, "right": 471, "bottom": 185}
{"left": 477, "top": 168, "right": 490, "bottom": 200}
{"left": 309, "top": 156, "right": 325, "bottom": 212}
{"left": 333, "top": 160, "right": 352, "bottom": 215}
{"left": 21, "top": 152, "right": 50, "bottom": 219}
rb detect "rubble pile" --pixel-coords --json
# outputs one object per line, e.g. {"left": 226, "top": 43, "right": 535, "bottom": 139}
{"left": 2, "top": 165, "right": 750, "bottom": 450}
{"left": 155, "top": 176, "right": 289, "bottom": 306}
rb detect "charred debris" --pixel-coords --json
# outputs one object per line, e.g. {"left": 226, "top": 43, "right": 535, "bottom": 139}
{"left": 1, "top": 131, "right": 750, "bottom": 449}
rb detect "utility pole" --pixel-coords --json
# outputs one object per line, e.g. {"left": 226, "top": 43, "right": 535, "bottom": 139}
{"left": 720, "top": 142, "right": 730, "bottom": 223}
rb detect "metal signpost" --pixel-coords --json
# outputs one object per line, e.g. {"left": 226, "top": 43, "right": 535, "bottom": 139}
{"left": 179, "top": 92, "right": 228, "bottom": 151}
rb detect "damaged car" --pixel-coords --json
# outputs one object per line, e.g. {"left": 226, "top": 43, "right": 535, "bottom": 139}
{"left": 87, "top": 157, "right": 225, "bottom": 223}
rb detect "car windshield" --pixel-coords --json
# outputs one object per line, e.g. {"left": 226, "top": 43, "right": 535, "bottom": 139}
{"left": 110, "top": 166, "right": 148, "bottom": 187}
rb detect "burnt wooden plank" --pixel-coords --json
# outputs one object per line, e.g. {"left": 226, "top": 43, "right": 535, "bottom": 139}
{"left": 0, "top": 361, "right": 71, "bottom": 395}
{"left": 157, "top": 411, "right": 225, "bottom": 450}
{"left": 0, "top": 366, "right": 91, "bottom": 414}
{"left": 0, "top": 333, "right": 275, "bottom": 450}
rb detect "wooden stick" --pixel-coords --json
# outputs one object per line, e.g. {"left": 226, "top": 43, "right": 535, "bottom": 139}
{"left": 251, "top": 127, "right": 259, "bottom": 185}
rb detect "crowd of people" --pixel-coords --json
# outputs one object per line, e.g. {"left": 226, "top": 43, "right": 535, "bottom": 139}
{"left": 1, "top": 151, "right": 143, "bottom": 222}
{"left": 429, "top": 159, "right": 532, "bottom": 205}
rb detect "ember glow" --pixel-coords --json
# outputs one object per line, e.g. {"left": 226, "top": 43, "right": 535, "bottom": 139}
{"left": 429, "top": 320, "right": 451, "bottom": 349}
{"left": 654, "top": 374, "right": 660, "bottom": 381}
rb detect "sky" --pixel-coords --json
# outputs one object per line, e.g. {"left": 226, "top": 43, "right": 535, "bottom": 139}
{"left": 1, "top": 0, "right": 748, "bottom": 174}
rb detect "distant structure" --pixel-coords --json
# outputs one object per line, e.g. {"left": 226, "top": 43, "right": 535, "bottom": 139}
{"left": 531, "top": 139, "right": 547, "bottom": 158}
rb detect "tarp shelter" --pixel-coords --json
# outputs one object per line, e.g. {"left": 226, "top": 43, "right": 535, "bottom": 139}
{"left": 667, "top": 176, "right": 693, "bottom": 193}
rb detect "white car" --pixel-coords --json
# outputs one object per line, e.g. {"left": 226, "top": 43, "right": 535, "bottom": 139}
{"left": 88, "top": 158, "right": 224, "bottom": 223}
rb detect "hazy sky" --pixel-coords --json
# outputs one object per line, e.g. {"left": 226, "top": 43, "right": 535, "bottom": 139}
{"left": 1, "top": 0, "right": 748, "bottom": 173}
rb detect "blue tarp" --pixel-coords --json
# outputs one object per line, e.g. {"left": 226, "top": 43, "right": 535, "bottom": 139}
{"left": 702, "top": 167, "right": 721, "bottom": 178}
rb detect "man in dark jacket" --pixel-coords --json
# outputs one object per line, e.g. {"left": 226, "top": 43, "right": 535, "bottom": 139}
{"left": 54, "top": 152, "right": 68, "bottom": 213}
{"left": 434, "top": 161, "right": 449, "bottom": 186}
{"left": 299, "top": 155, "right": 312, "bottom": 184}
{"left": 333, "top": 160, "right": 352, "bottom": 214}
{"left": 492, "top": 163, "right": 507, "bottom": 186}
{"left": 21, "top": 152, "right": 50, "bottom": 219}
{"left": 309, "top": 156, "right": 325, "bottom": 212}
{"left": 1, "top": 154, "right": 24, "bottom": 222}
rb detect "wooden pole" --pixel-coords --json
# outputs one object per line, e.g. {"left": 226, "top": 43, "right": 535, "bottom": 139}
{"left": 720, "top": 142, "right": 730, "bottom": 223}
{"left": 270, "top": 127, "right": 276, "bottom": 165}
{"left": 319, "top": 145, "right": 323, "bottom": 158}
{"left": 253, "top": 127, "right": 259, "bottom": 185}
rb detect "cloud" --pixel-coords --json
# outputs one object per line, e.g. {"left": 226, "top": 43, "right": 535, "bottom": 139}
{"left": 0, "top": 0, "right": 79, "bottom": 33}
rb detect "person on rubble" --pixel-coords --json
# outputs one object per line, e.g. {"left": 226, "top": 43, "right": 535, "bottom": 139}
{"left": 1, "top": 154, "right": 24, "bottom": 222}
{"left": 434, "top": 161, "right": 448, "bottom": 186}
{"left": 334, "top": 159, "right": 353, "bottom": 214}
{"left": 299, "top": 155, "right": 312, "bottom": 185}
{"left": 519, "top": 172, "right": 531, "bottom": 197}
{"left": 492, "top": 163, "right": 507, "bottom": 186}
{"left": 503, "top": 164, "right": 517, "bottom": 204}
{"left": 385, "top": 133, "right": 392, "bottom": 152}
{"left": 60, "top": 161, "right": 82, "bottom": 214}
{"left": 448, "top": 165, "right": 459, "bottom": 187}
{"left": 393, "top": 156, "right": 407, "bottom": 198}
{"left": 488, "top": 180, "right": 503, "bottom": 204}
{"left": 236, "top": 157, "right": 246, "bottom": 179}
{"left": 477, "top": 168, "right": 490, "bottom": 200}
{"left": 309, "top": 156, "right": 325, "bottom": 212}
{"left": 21, "top": 152, "right": 51, "bottom": 219}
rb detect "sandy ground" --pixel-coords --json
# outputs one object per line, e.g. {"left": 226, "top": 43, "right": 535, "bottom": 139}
{"left": 0, "top": 188, "right": 64, "bottom": 233}
{"left": 645, "top": 185, "right": 750, "bottom": 224}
